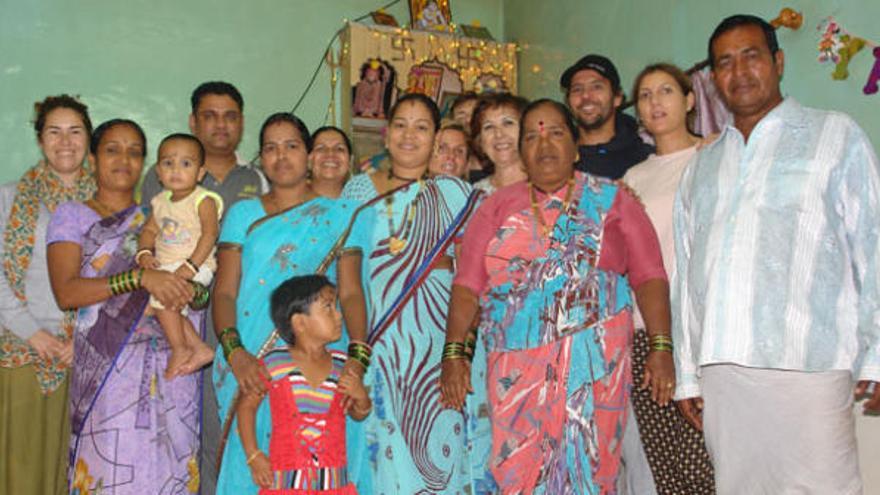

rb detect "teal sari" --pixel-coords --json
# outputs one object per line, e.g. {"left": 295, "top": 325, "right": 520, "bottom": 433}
{"left": 212, "top": 196, "right": 373, "bottom": 495}
{"left": 342, "top": 174, "right": 492, "bottom": 494}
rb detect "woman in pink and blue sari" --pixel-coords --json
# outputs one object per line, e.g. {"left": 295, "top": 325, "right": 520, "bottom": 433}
{"left": 47, "top": 119, "right": 200, "bottom": 494}
{"left": 441, "top": 99, "right": 676, "bottom": 494}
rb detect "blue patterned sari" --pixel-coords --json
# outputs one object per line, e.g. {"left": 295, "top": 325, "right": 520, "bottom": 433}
{"left": 213, "top": 196, "right": 372, "bottom": 494}
{"left": 342, "top": 173, "right": 492, "bottom": 494}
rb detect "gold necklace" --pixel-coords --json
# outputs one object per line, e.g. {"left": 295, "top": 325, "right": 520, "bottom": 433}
{"left": 528, "top": 176, "right": 576, "bottom": 238}
{"left": 385, "top": 178, "right": 424, "bottom": 255}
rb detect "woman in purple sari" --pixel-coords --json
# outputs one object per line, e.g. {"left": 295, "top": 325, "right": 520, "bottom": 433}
{"left": 47, "top": 119, "right": 197, "bottom": 494}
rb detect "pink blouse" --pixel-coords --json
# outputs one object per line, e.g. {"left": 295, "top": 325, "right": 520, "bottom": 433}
{"left": 455, "top": 176, "right": 667, "bottom": 295}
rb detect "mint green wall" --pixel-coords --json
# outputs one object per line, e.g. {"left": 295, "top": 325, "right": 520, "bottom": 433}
{"left": 0, "top": 0, "right": 503, "bottom": 184}
{"left": 504, "top": 0, "right": 880, "bottom": 148}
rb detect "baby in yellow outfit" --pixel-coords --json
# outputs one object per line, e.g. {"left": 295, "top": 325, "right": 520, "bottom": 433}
{"left": 137, "top": 134, "right": 222, "bottom": 379}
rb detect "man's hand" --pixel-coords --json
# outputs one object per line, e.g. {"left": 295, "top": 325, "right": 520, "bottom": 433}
{"left": 855, "top": 381, "right": 880, "bottom": 414}
{"left": 676, "top": 397, "right": 704, "bottom": 431}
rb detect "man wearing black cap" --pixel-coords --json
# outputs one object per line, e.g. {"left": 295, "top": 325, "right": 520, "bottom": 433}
{"left": 561, "top": 54, "right": 653, "bottom": 179}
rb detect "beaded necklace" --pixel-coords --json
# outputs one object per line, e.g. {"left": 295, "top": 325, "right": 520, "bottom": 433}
{"left": 528, "top": 176, "right": 576, "bottom": 238}
{"left": 384, "top": 170, "right": 427, "bottom": 255}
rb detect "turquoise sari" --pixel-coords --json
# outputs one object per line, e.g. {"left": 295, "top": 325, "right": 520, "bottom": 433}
{"left": 342, "top": 174, "right": 492, "bottom": 494}
{"left": 212, "top": 196, "right": 373, "bottom": 495}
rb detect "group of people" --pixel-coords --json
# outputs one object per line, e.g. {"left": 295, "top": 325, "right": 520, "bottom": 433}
{"left": 2, "top": 13, "right": 879, "bottom": 495}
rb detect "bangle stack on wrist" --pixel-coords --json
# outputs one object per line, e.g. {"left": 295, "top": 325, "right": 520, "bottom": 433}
{"left": 464, "top": 337, "right": 477, "bottom": 361}
{"left": 442, "top": 342, "right": 469, "bottom": 361}
{"left": 649, "top": 334, "right": 673, "bottom": 353}
{"left": 220, "top": 327, "right": 243, "bottom": 362}
{"left": 108, "top": 269, "right": 144, "bottom": 296}
{"left": 348, "top": 341, "right": 372, "bottom": 370}
{"left": 188, "top": 281, "right": 210, "bottom": 311}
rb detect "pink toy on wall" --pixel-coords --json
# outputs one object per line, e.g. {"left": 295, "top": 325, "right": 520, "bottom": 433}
{"left": 817, "top": 16, "right": 879, "bottom": 95}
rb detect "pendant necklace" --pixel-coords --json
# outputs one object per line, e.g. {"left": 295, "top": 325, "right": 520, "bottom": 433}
{"left": 528, "top": 176, "right": 576, "bottom": 238}
{"left": 385, "top": 170, "right": 427, "bottom": 255}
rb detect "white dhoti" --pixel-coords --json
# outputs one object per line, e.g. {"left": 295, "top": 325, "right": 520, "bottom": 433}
{"left": 701, "top": 364, "right": 862, "bottom": 495}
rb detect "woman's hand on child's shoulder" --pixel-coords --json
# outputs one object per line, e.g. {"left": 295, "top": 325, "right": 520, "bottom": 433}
{"left": 339, "top": 368, "right": 371, "bottom": 419}
{"left": 338, "top": 369, "right": 368, "bottom": 401}
{"left": 248, "top": 451, "right": 273, "bottom": 488}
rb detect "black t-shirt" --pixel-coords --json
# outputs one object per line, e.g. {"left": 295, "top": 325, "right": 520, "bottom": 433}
{"left": 574, "top": 113, "right": 654, "bottom": 180}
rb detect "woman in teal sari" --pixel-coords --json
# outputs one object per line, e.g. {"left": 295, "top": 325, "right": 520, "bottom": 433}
{"left": 212, "top": 113, "right": 373, "bottom": 494}
{"left": 341, "top": 93, "right": 490, "bottom": 493}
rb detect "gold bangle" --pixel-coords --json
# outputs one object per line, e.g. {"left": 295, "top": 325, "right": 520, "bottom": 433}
{"left": 442, "top": 354, "right": 469, "bottom": 361}
{"left": 245, "top": 451, "right": 262, "bottom": 465}
{"left": 226, "top": 346, "right": 244, "bottom": 363}
{"left": 649, "top": 344, "right": 674, "bottom": 353}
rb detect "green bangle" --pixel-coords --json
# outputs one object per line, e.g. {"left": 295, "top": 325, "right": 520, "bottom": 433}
{"left": 109, "top": 273, "right": 123, "bottom": 296}
{"left": 189, "top": 281, "right": 210, "bottom": 311}
{"left": 109, "top": 269, "right": 143, "bottom": 296}
{"left": 124, "top": 270, "right": 134, "bottom": 292}
{"left": 348, "top": 353, "right": 370, "bottom": 370}
{"left": 222, "top": 336, "right": 243, "bottom": 361}
{"left": 220, "top": 327, "right": 239, "bottom": 340}
{"left": 348, "top": 342, "right": 373, "bottom": 369}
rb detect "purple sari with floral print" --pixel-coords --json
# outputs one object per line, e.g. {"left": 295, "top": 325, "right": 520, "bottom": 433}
{"left": 48, "top": 202, "right": 201, "bottom": 494}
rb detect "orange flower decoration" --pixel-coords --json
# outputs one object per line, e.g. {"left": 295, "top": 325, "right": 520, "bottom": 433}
{"left": 72, "top": 458, "right": 94, "bottom": 493}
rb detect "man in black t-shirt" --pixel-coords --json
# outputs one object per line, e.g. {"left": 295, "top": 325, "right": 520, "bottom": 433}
{"left": 561, "top": 54, "right": 653, "bottom": 179}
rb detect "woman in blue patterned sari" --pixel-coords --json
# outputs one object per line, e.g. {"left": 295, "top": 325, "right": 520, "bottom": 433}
{"left": 212, "top": 113, "right": 373, "bottom": 494}
{"left": 342, "top": 93, "right": 490, "bottom": 493}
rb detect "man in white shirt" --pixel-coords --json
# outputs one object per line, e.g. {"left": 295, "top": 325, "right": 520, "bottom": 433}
{"left": 673, "top": 14, "right": 880, "bottom": 494}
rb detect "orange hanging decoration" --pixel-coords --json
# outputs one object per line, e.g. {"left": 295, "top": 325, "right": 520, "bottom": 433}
{"left": 770, "top": 7, "right": 803, "bottom": 30}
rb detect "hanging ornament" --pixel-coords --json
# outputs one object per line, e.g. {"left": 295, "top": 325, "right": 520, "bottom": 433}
{"left": 770, "top": 7, "right": 803, "bottom": 30}
{"left": 833, "top": 35, "right": 867, "bottom": 80}
{"left": 817, "top": 17, "right": 870, "bottom": 81}
{"left": 865, "top": 47, "right": 880, "bottom": 95}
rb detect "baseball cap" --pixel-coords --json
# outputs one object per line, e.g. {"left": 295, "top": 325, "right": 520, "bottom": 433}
{"left": 560, "top": 54, "right": 621, "bottom": 91}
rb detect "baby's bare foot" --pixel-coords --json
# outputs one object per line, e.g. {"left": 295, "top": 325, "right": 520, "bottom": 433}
{"left": 165, "top": 347, "right": 193, "bottom": 380}
{"left": 178, "top": 341, "right": 215, "bottom": 375}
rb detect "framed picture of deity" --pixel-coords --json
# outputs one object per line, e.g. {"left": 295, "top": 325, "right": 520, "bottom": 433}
{"left": 409, "top": 0, "right": 452, "bottom": 31}
{"left": 405, "top": 63, "right": 445, "bottom": 100}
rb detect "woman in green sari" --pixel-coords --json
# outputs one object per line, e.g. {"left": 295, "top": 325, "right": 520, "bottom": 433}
{"left": 212, "top": 113, "right": 373, "bottom": 494}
